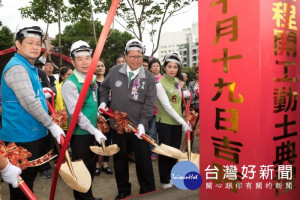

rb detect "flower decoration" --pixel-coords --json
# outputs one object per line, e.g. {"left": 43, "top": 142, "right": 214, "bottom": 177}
{"left": 175, "top": 82, "right": 179, "bottom": 90}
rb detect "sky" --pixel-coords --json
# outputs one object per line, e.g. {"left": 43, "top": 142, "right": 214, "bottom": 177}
{"left": 0, "top": 0, "right": 198, "bottom": 56}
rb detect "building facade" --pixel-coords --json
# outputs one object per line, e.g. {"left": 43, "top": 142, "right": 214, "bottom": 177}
{"left": 158, "top": 22, "right": 198, "bottom": 67}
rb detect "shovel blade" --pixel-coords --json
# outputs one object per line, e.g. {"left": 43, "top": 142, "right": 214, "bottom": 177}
{"left": 90, "top": 145, "right": 120, "bottom": 156}
{"left": 160, "top": 144, "right": 187, "bottom": 160}
{"left": 59, "top": 160, "right": 91, "bottom": 193}
{"left": 152, "top": 144, "right": 187, "bottom": 160}
{"left": 152, "top": 146, "right": 173, "bottom": 158}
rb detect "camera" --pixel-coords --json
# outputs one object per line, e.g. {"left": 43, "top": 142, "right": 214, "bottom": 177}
{"left": 53, "top": 47, "right": 60, "bottom": 52}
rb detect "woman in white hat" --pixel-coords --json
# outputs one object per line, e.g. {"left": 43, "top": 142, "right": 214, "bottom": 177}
{"left": 156, "top": 53, "right": 192, "bottom": 189}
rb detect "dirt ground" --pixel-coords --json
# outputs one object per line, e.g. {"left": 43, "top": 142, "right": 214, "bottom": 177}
{"left": 1, "top": 135, "right": 199, "bottom": 200}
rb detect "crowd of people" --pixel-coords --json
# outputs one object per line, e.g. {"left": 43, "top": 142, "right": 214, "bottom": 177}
{"left": 0, "top": 20, "right": 199, "bottom": 200}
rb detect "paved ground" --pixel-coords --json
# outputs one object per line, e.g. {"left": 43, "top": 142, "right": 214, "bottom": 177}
{"left": 1, "top": 135, "right": 199, "bottom": 200}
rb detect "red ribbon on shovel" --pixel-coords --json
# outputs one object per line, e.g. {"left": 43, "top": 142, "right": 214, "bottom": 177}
{"left": 49, "top": 1, "right": 120, "bottom": 199}
{"left": 99, "top": 108, "right": 159, "bottom": 148}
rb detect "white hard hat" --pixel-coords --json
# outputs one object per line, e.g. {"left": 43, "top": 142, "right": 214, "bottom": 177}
{"left": 70, "top": 40, "right": 92, "bottom": 58}
{"left": 163, "top": 52, "right": 182, "bottom": 67}
{"left": 15, "top": 20, "right": 44, "bottom": 40}
{"left": 125, "top": 39, "right": 145, "bottom": 54}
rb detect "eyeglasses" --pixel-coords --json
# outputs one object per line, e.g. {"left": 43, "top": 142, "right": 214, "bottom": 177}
{"left": 128, "top": 56, "right": 143, "bottom": 61}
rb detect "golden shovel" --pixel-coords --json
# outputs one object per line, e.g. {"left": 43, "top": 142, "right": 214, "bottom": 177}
{"left": 153, "top": 143, "right": 200, "bottom": 169}
{"left": 98, "top": 108, "right": 174, "bottom": 158}
{"left": 45, "top": 75, "right": 91, "bottom": 194}
{"left": 178, "top": 130, "right": 200, "bottom": 169}
{"left": 177, "top": 91, "right": 200, "bottom": 168}
{"left": 56, "top": 136, "right": 92, "bottom": 193}
{"left": 126, "top": 123, "right": 173, "bottom": 158}
{"left": 152, "top": 143, "right": 187, "bottom": 159}
{"left": 90, "top": 139, "right": 120, "bottom": 156}
{"left": 141, "top": 134, "right": 173, "bottom": 158}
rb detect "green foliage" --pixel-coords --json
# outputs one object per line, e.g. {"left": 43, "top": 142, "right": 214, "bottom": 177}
{"left": 0, "top": 21, "right": 14, "bottom": 50}
{"left": 181, "top": 66, "right": 198, "bottom": 85}
{"left": 103, "top": 29, "right": 133, "bottom": 68}
{"left": 19, "top": 0, "right": 67, "bottom": 23}
{"left": 93, "top": 0, "right": 197, "bottom": 56}
{"left": 19, "top": 0, "right": 95, "bottom": 25}
{"left": 51, "top": 19, "right": 133, "bottom": 68}
{"left": 64, "top": 0, "right": 92, "bottom": 23}
{"left": 19, "top": 0, "right": 197, "bottom": 57}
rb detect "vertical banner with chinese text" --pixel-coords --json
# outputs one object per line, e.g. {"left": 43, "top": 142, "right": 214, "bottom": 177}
{"left": 199, "top": 0, "right": 299, "bottom": 199}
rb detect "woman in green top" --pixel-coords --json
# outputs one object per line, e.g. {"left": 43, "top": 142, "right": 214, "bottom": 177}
{"left": 156, "top": 53, "right": 192, "bottom": 189}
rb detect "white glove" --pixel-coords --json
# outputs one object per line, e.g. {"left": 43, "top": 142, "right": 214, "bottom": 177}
{"left": 0, "top": 161, "right": 22, "bottom": 188}
{"left": 135, "top": 124, "right": 145, "bottom": 140}
{"left": 182, "top": 122, "right": 192, "bottom": 132}
{"left": 48, "top": 123, "right": 66, "bottom": 144}
{"left": 43, "top": 87, "right": 53, "bottom": 99}
{"left": 91, "top": 128, "right": 107, "bottom": 145}
{"left": 183, "top": 90, "right": 191, "bottom": 98}
{"left": 98, "top": 102, "right": 108, "bottom": 114}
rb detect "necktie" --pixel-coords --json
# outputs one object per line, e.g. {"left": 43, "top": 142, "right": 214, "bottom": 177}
{"left": 128, "top": 72, "right": 134, "bottom": 83}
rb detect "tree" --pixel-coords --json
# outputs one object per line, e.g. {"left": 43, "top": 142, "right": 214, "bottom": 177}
{"left": 19, "top": 0, "right": 68, "bottom": 65}
{"left": 51, "top": 19, "right": 133, "bottom": 68}
{"left": 0, "top": 21, "right": 14, "bottom": 50}
{"left": 65, "top": 0, "right": 93, "bottom": 23}
{"left": 19, "top": 0, "right": 100, "bottom": 65}
{"left": 93, "top": 0, "right": 197, "bottom": 56}
{"left": 19, "top": 0, "right": 68, "bottom": 40}
{"left": 181, "top": 66, "right": 197, "bottom": 85}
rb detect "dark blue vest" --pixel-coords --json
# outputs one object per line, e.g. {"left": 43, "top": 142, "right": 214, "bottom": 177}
{"left": 0, "top": 53, "right": 48, "bottom": 142}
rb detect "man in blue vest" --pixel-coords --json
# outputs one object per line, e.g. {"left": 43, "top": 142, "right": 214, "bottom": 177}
{"left": 61, "top": 40, "right": 106, "bottom": 200}
{"left": 0, "top": 20, "right": 65, "bottom": 199}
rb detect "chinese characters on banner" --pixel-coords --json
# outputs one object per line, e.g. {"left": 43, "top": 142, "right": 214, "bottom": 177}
{"left": 199, "top": 0, "right": 299, "bottom": 199}
{"left": 271, "top": 0, "right": 298, "bottom": 197}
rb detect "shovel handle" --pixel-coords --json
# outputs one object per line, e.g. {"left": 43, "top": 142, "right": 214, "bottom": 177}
{"left": 101, "top": 138, "right": 106, "bottom": 152}
{"left": 127, "top": 124, "right": 159, "bottom": 147}
{"left": 54, "top": 136, "right": 77, "bottom": 179}
{"left": 18, "top": 176, "right": 38, "bottom": 200}
{"left": 141, "top": 134, "right": 159, "bottom": 148}
{"left": 99, "top": 108, "right": 114, "bottom": 118}
{"left": 99, "top": 108, "right": 160, "bottom": 148}
{"left": 54, "top": 135, "right": 65, "bottom": 151}
{"left": 186, "top": 129, "right": 191, "bottom": 141}
{"left": 186, "top": 130, "right": 191, "bottom": 161}
{"left": 60, "top": 135, "right": 65, "bottom": 146}
{"left": 44, "top": 89, "right": 55, "bottom": 109}
{"left": 46, "top": 100, "right": 55, "bottom": 116}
